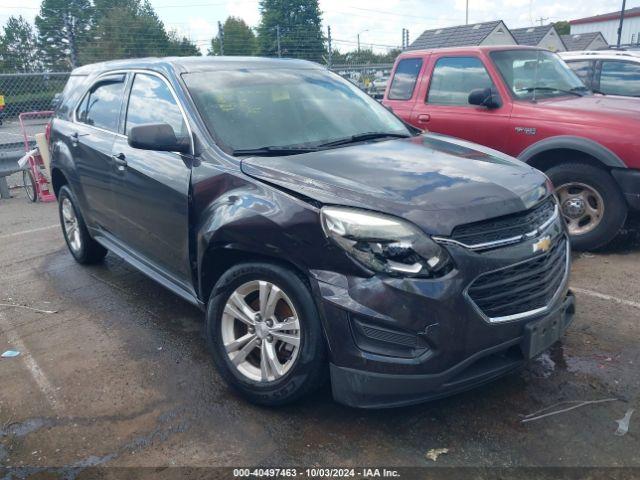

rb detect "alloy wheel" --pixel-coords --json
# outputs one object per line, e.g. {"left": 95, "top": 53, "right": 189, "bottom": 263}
{"left": 221, "top": 280, "right": 301, "bottom": 383}
{"left": 61, "top": 197, "right": 82, "bottom": 253}
{"left": 556, "top": 182, "right": 604, "bottom": 236}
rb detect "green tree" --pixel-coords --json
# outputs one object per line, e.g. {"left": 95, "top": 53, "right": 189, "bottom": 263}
{"left": 35, "top": 0, "right": 93, "bottom": 70}
{"left": 82, "top": 0, "right": 198, "bottom": 62}
{"left": 1, "top": 16, "right": 39, "bottom": 73}
{"left": 257, "top": 0, "right": 325, "bottom": 61}
{"left": 553, "top": 21, "right": 570, "bottom": 35}
{"left": 167, "top": 31, "right": 201, "bottom": 56}
{"left": 209, "top": 17, "right": 257, "bottom": 56}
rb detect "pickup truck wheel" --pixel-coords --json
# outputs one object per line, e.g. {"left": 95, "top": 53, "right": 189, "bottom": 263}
{"left": 58, "top": 185, "right": 108, "bottom": 264}
{"left": 206, "top": 263, "right": 327, "bottom": 406}
{"left": 546, "top": 162, "right": 627, "bottom": 251}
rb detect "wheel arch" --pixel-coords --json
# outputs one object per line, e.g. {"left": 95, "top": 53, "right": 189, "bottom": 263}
{"left": 199, "top": 245, "right": 309, "bottom": 304}
{"left": 51, "top": 167, "right": 68, "bottom": 197}
{"left": 518, "top": 136, "right": 626, "bottom": 172}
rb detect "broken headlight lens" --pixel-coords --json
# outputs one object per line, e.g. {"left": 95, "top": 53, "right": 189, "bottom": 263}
{"left": 321, "top": 206, "right": 453, "bottom": 278}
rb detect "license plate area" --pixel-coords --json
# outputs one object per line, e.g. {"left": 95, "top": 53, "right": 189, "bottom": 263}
{"left": 522, "top": 311, "right": 564, "bottom": 359}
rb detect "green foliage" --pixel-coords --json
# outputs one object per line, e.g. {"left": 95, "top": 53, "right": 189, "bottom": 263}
{"left": 0, "top": 16, "right": 39, "bottom": 73}
{"left": 331, "top": 48, "right": 400, "bottom": 65}
{"left": 81, "top": 0, "right": 199, "bottom": 63}
{"left": 35, "top": 0, "right": 94, "bottom": 69}
{"left": 553, "top": 21, "right": 570, "bottom": 35}
{"left": 257, "top": 0, "right": 325, "bottom": 61}
{"left": 209, "top": 17, "right": 257, "bottom": 56}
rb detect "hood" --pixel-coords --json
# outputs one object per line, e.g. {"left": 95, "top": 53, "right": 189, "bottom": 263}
{"left": 530, "top": 95, "right": 640, "bottom": 124}
{"left": 240, "top": 133, "right": 549, "bottom": 236}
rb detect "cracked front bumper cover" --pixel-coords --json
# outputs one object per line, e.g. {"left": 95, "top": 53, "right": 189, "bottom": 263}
{"left": 329, "top": 292, "right": 575, "bottom": 409}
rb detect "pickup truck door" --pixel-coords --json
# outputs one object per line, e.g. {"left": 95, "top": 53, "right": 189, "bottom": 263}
{"left": 383, "top": 56, "right": 426, "bottom": 122}
{"left": 109, "top": 72, "right": 193, "bottom": 287}
{"left": 410, "top": 55, "right": 512, "bottom": 151}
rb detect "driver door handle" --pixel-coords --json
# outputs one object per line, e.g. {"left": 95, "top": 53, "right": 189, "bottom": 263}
{"left": 111, "top": 153, "right": 127, "bottom": 171}
{"left": 417, "top": 114, "right": 430, "bottom": 124}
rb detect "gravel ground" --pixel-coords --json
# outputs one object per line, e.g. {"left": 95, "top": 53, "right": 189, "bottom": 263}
{"left": 0, "top": 187, "right": 639, "bottom": 476}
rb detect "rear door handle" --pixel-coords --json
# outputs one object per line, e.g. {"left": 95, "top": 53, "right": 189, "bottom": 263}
{"left": 417, "top": 114, "right": 431, "bottom": 124}
{"left": 111, "top": 153, "right": 127, "bottom": 171}
{"left": 70, "top": 131, "right": 89, "bottom": 147}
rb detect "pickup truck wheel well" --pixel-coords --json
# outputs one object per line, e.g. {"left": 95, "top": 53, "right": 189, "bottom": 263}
{"left": 200, "top": 248, "right": 308, "bottom": 303}
{"left": 526, "top": 149, "right": 609, "bottom": 173}
{"left": 51, "top": 168, "right": 68, "bottom": 197}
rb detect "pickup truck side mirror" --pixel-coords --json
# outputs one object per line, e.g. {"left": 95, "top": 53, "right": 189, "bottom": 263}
{"left": 128, "top": 123, "right": 191, "bottom": 154}
{"left": 468, "top": 88, "right": 502, "bottom": 109}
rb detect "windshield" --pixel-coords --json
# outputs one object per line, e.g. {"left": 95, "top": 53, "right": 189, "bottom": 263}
{"left": 183, "top": 68, "right": 410, "bottom": 153}
{"left": 491, "top": 50, "right": 587, "bottom": 100}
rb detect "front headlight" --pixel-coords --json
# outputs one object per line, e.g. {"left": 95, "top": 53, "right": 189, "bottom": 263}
{"left": 321, "top": 206, "right": 453, "bottom": 278}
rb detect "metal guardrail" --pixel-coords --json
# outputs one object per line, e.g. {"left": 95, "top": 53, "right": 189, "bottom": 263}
{"left": 0, "top": 141, "right": 31, "bottom": 198}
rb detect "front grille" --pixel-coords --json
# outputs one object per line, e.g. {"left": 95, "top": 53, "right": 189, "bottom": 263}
{"left": 451, "top": 197, "right": 556, "bottom": 247}
{"left": 467, "top": 235, "right": 568, "bottom": 321}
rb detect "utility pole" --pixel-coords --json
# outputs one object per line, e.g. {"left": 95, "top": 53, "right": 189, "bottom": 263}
{"left": 327, "top": 26, "right": 332, "bottom": 68}
{"left": 466, "top": 0, "right": 469, "bottom": 25}
{"left": 402, "top": 28, "right": 406, "bottom": 49}
{"left": 405, "top": 29, "right": 409, "bottom": 49}
{"left": 357, "top": 29, "right": 368, "bottom": 53}
{"left": 276, "top": 25, "right": 281, "bottom": 57}
{"left": 217, "top": 21, "right": 224, "bottom": 55}
{"left": 617, "top": 0, "right": 627, "bottom": 48}
{"left": 536, "top": 17, "right": 549, "bottom": 26}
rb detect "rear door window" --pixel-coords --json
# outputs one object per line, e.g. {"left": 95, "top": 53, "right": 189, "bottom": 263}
{"left": 76, "top": 75, "right": 126, "bottom": 132}
{"left": 427, "top": 57, "right": 496, "bottom": 106}
{"left": 125, "top": 73, "right": 188, "bottom": 139}
{"left": 388, "top": 58, "right": 423, "bottom": 100}
{"left": 599, "top": 60, "right": 640, "bottom": 97}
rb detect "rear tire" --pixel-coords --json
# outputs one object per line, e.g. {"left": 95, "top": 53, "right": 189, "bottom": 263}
{"left": 206, "top": 262, "right": 327, "bottom": 406}
{"left": 23, "top": 170, "right": 37, "bottom": 203}
{"left": 58, "top": 185, "right": 108, "bottom": 264}
{"left": 546, "top": 162, "right": 627, "bottom": 251}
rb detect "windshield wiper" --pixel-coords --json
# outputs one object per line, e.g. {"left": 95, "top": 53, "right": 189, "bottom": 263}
{"left": 518, "top": 86, "right": 584, "bottom": 97}
{"left": 316, "top": 132, "right": 412, "bottom": 148}
{"left": 232, "top": 146, "right": 319, "bottom": 156}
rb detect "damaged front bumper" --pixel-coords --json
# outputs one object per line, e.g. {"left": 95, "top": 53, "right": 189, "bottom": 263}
{"left": 330, "top": 292, "right": 574, "bottom": 408}
{"left": 310, "top": 226, "right": 574, "bottom": 409}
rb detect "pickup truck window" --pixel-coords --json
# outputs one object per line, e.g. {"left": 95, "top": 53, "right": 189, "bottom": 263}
{"left": 599, "top": 60, "right": 640, "bottom": 97}
{"left": 388, "top": 58, "right": 423, "bottom": 100}
{"left": 125, "top": 73, "right": 188, "bottom": 138}
{"left": 491, "top": 49, "right": 584, "bottom": 100}
{"left": 184, "top": 68, "right": 409, "bottom": 152}
{"left": 76, "top": 77, "right": 125, "bottom": 132}
{"left": 427, "top": 57, "right": 496, "bottom": 106}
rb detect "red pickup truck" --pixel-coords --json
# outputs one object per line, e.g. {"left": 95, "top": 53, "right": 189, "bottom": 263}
{"left": 383, "top": 45, "right": 640, "bottom": 251}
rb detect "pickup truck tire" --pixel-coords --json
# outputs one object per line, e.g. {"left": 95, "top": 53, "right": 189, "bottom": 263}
{"left": 546, "top": 162, "right": 627, "bottom": 251}
{"left": 58, "top": 185, "right": 108, "bottom": 264}
{"left": 206, "top": 262, "right": 327, "bottom": 406}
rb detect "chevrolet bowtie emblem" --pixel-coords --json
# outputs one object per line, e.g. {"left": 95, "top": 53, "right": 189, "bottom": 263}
{"left": 533, "top": 236, "right": 552, "bottom": 254}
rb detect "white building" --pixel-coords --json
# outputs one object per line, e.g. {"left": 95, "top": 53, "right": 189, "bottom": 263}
{"left": 570, "top": 7, "right": 640, "bottom": 46}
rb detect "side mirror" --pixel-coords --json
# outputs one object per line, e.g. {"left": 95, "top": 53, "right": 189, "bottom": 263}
{"left": 468, "top": 88, "right": 502, "bottom": 109}
{"left": 127, "top": 123, "right": 190, "bottom": 153}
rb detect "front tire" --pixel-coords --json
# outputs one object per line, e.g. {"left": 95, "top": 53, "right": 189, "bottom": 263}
{"left": 58, "top": 185, "right": 108, "bottom": 264}
{"left": 546, "top": 162, "right": 627, "bottom": 251}
{"left": 206, "top": 262, "right": 327, "bottom": 406}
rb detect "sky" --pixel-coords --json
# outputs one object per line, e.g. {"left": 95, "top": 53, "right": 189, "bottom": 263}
{"left": 1, "top": 0, "right": 639, "bottom": 54}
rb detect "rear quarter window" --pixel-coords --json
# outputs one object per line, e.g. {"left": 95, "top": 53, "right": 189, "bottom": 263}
{"left": 388, "top": 58, "right": 423, "bottom": 100}
{"left": 56, "top": 74, "right": 89, "bottom": 118}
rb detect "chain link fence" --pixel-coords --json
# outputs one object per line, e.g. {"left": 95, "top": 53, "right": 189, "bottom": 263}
{"left": 0, "top": 72, "right": 69, "bottom": 194}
